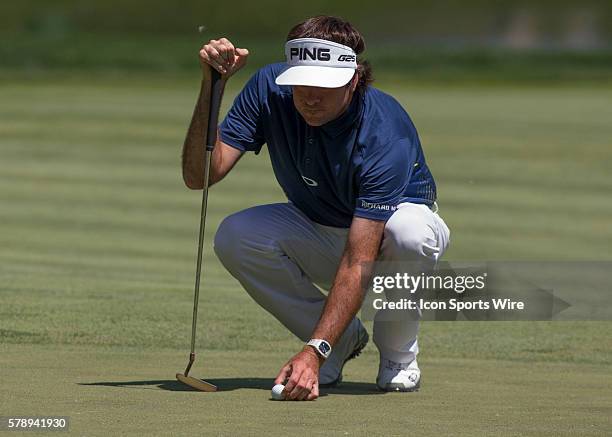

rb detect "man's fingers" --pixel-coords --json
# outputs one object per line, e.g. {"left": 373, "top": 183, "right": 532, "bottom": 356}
{"left": 205, "top": 46, "right": 225, "bottom": 65}
{"left": 296, "top": 379, "right": 314, "bottom": 401}
{"left": 218, "top": 38, "right": 236, "bottom": 65}
{"left": 307, "top": 381, "right": 319, "bottom": 401}
{"left": 215, "top": 42, "right": 231, "bottom": 66}
{"left": 290, "top": 376, "right": 311, "bottom": 401}
{"left": 235, "top": 48, "right": 249, "bottom": 66}
{"left": 202, "top": 46, "right": 227, "bottom": 74}
{"left": 286, "top": 370, "right": 313, "bottom": 400}
{"left": 282, "top": 367, "right": 301, "bottom": 397}
{"left": 274, "top": 363, "right": 291, "bottom": 385}
{"left": 235, "top": 47, "right": 249, "bottom": 57}
{"left": 199, "top": 39, "right": 248, "bottom": 76}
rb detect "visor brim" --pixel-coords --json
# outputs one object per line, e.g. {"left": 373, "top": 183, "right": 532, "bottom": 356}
{"left": 275, "top": 65, "right": 355, "bottom": 88}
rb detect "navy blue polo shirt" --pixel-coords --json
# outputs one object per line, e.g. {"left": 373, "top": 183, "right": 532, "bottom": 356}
{"left": 219, "top": 63, "right": 437, "bottom": 228}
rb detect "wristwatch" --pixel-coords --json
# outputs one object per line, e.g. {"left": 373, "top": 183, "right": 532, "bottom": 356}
{"left": 306, "top": 339, "right": 332, "bottom": 360}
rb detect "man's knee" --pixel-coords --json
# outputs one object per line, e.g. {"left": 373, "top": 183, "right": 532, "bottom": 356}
{"left": 381, "top": 205, "right": 440, "bottom": 260}
{"left": 214, "top": 207, "right": 283, "bottom": 271}
{"left": 213, "top": 212, "right": 248, "bottom": 269}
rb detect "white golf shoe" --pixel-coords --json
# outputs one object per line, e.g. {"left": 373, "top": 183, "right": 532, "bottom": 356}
{"left": 319, "top": 321, "right": 369, "bottom": 387}
{"left": 376, "top": 357, "right": 421, "bottom": 392}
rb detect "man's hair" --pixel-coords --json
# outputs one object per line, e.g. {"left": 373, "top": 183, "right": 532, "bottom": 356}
{"left": 287, "top": 16, "right": 373, "bottom": 91}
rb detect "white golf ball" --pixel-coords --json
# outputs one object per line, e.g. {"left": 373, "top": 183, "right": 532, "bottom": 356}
{"left": 271, "top": 384, "right": 285, "bottom": 400}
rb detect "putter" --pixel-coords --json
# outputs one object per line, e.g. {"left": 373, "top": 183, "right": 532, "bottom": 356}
{"left": 176, "top": 68, "right": 223, "bottom": 392}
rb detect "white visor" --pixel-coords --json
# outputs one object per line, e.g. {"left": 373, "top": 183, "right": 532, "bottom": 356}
{"left": 275, "top": 38, "right": 357, "bottom": 88}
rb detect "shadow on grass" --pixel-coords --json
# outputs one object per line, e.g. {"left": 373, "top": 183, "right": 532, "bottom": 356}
{"left": 79, "top": 378, "right": 383, "bottom": 396}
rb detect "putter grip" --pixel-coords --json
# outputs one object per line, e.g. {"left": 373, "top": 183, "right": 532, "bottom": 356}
{"left": 206, "top": 69, "right": 223, "bottom": 151}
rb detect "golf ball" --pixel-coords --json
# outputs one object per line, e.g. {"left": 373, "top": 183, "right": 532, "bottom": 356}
{"left": 271, "top": 384, "right": 285, "bottom": 400}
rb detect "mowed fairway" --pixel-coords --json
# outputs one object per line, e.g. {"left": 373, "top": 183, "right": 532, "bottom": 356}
{"left": 1, "top": 75, "right": 611, "bottom": 436}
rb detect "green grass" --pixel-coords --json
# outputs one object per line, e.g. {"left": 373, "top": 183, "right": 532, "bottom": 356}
{"left": 2, "top": 346, "right": 611, "bottom": 436}
{"left": 1, "top": 75, "right": 611, "bottom": 435}
{"left": 3, "top": 32, "right": 612, "bottom": 84}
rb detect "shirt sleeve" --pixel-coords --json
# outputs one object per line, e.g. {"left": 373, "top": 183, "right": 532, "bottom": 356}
{"left": 219, "top": 70, "right": 265, "bottom": 153}
{"left": 354, "top": 138, "right": 417, "bottom": 221}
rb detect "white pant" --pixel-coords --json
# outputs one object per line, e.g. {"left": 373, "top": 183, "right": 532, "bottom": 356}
{"left": 213, "top": 202, "right": 450, "bottom": 364}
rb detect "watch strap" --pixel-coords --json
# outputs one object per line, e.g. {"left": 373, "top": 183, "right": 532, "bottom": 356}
{"left": 306, "top": 339, "right": 332, "bottom": 359}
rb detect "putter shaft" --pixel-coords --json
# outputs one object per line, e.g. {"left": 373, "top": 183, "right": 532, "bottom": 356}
{"left": 179, "top": 68, "right": 223, "bottom": 387}
{"left": 187, "top": 148, "right": 212, "bottom": 375}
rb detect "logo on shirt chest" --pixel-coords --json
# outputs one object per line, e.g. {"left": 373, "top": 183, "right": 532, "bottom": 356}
{"left": 301, "top": 175, "right": 319, "bottom": 187}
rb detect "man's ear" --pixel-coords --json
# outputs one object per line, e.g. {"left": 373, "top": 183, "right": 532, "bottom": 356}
{"left": 351, "top": 72, "right": 359, "bottom": 92}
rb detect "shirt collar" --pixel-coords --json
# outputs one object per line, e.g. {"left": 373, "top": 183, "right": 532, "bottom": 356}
{"left": 301, "top": 91, "right": 363, "bottom": 138}
{"left": 322, "top": 91, "right": 363, "bottom": 137}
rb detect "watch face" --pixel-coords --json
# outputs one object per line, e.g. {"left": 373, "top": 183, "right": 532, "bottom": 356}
{"left": 319, "top": 342, "right": 331, "bottom": 355}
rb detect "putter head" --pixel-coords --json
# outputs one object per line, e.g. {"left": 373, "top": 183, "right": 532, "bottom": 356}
{"left": 176, "top": 373, "right": 218, "bottom": 392}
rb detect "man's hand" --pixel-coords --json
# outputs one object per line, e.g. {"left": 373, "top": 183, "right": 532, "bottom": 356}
{"left": 274, "top": 347, "right": 322, "bottom": 401}
{"left": 199, "top": 38, "right": 249, "bottom": 79}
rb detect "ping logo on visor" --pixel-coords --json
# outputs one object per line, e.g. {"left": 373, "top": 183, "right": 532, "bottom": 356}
{"left": 290, "top": 47, "right": 331, "bottom": 61}
{"left": 285, "top": 38, "right": 357, "bottom": 68}
{"left": 275, "top": 38, "right": 358, "bottom": 88}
